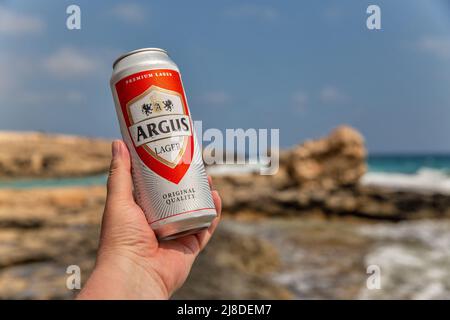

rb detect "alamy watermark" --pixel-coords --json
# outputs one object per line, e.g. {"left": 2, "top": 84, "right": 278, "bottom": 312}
{"left": 66, "top": 4, "right": 81, "bottom": 30}
{"left": 366, "top": 264, "right": 381, "bottom": 290}
{"left": 194, "top": 121, "right": 280, "bottom": 175}
{"left": 366, "top": 5, "right": 381, "bottom": 30}
{"left": 66, "top": 4, "right": 382, "bottom": 31}
{"left": 66, "top": 265, "right": 81, "bottom": 290}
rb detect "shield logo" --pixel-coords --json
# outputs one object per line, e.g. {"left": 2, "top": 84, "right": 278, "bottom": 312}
{"left": 125, "top": 85, "right": 194, "bottom": 184}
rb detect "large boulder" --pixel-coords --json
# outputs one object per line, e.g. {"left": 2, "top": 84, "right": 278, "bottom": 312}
{"left": 287, "top": 126, "right": 367, "bottom": 188}
{"left": 212, "top": 126, "right": 368, "bottom": 213}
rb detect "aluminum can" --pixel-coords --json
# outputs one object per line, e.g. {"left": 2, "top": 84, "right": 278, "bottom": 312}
{"left": 110, "top": 48, "right": 216, "bottom": 240}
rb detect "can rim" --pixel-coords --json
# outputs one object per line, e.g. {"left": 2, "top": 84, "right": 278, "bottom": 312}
{"left": 112, "top": 48, "right": 168, "bottom": 69}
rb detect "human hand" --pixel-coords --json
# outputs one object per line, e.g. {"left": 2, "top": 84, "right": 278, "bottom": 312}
{"left": 77, "top": 140, "right": 221, "bottom": 300}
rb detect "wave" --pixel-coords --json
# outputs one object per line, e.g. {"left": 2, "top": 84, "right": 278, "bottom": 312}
{"left": 361, "top": 168, "right": 450, "bottom": 195}
{"left": 206, "top": 163, "right": 263, "bottom": 176}
{"left": 207, "top": 162, "right": 450, "bottom": 195}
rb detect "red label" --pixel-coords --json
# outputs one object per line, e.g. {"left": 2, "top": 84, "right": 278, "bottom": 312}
{"left": 115, "top": 69, "right": 193, "bottom": 184}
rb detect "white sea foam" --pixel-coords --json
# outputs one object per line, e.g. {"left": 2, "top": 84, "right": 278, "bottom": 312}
{"left": 358, "top": 220, "right": 450, "bottom": 299}
{"left": 206, "top": 160, "right": 265, "bottom": 176}
{"left": 208, "top": 162, "right": 450, "bottom": 195}
{"left": 361, "top": 168, "right": 450, "bottom": 195}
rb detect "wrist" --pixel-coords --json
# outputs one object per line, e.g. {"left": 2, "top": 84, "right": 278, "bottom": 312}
{"left": 77, "top": 254, "right": 169, "bottom": 300}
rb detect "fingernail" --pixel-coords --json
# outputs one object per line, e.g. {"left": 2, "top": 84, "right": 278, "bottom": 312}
{"left": 112, "top": 140, "right": 121, "bottom": 158}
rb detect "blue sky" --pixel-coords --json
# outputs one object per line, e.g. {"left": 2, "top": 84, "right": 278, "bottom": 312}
{"left": 1, "top": 0, "right": 450, "bottom": 153}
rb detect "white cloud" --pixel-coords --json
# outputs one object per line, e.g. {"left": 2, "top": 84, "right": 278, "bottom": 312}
{"left": 43, "top": 47, "right": 98, "bottom": 77}
{"left": 319, "top": 86, "right": 348, "bottom": 104}
{"left": 0, "top": 5, "right": 45, "bottom": 35}
{"left": 0, "top": 51, "right": 86, "bottom": 105}
{"left": 198, "top": 91, "right": 232, "bottom": 106}
{"left": 417, "top": 36, "right": 450, "bottom": 60}
{"left": 16, "top": 90, "right": 85, "bottom": 105}
{"left": 225, "top": 4, "right": 279, "bottom": 21}
{"left": 0, "top": 46, "right": 116, "bottom": 102}
{"left": 110, "top": 3, "right": 146, "bottom": 23}
{"left": 291, "top": 91, "right": 308, "bottom": 111}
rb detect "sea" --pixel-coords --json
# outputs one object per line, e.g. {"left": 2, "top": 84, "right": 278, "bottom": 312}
{"left": 0, "top": 155, "right": 450, "bottom": 194}
{"left": 0, "top": 174, "right": 107, "bottom": 189}
{"left": 363, "top": 154, "right": 450, "bottom": 194}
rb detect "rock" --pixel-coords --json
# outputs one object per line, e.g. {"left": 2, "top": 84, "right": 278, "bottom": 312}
{"left": 350, "top": 186, "right": 450, "bottom": 220}
{"left": 210, "top": 125, "right": 450, "bottom": 221}
{"left": 211, "top": 126, "right": 368, "bottom": 216}
{"left": 214, "top": 218, "right": 373, "bottom": 299}
{"left": 0, "top": 186, "right": 291, "bottom": 299}
{"left": 0, "top": 132, "right": 111, "bottom": 178}
{"left": 1, "top": 126, "right": 450, "bottom": 300}
{"left": 175, "top": 222, "right": 291, "bottom": 299}
{"left": 288, "top": 126, "right": 367, "bottom": 187}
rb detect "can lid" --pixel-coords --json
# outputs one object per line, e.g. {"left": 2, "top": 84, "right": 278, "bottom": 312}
{"left": 112, "top": 48, "right": 168, "bottom": 69}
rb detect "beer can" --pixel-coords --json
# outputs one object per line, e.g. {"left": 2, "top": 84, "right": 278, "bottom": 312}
{"left": 110, "top": 48, "right": 216, "bottom": 240}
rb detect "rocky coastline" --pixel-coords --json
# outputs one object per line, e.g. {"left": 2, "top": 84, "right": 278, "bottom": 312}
{"left": 213, "top": 126, "right": 450, "bottom": 220}
{"left": 0, "top": 128, "right": 449, "bottom": 299}
{"left": 0, "top": 132, "right": 111, "bottom": 179}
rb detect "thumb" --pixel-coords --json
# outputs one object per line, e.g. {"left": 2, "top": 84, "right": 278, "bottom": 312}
{"left": 106, "top": 140, "right": 134, "bottom": 205}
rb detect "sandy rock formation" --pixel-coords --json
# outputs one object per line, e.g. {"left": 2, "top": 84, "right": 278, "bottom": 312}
{"left": 0, "top": 132, "right": 111, "bottom": 178}
{"left": 213, "top": 126, "right": 367, "bottom": 211}
{"left": 288, "top": 126, "right": 367, "bottom": 188}
{"left": 1, "top": 127, "right": 450, "bottom": 299}
{"left": 211, "top": 126, "right": 450, "bottom": 220}
{"left": 0, "top": 186, "right": 290, "bottom": 299}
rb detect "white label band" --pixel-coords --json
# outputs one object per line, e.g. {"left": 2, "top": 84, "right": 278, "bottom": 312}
{"left": 130, "top": 114, "right": 192, "bottom": 147}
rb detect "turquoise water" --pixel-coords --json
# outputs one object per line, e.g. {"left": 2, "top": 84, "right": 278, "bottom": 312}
{"left": 0, "top": 174, "right": 107, "bottom": 189}
{"left": 1, "top": 154, "right": 450, "bottom": 189}
{"left": 368, "top": 154, "right": 450, "bottom": 174}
